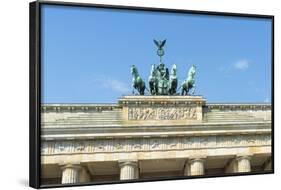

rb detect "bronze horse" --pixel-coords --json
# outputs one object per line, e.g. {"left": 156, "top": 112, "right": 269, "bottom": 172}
{"left": 131, "top": 65, "right": 146, "bottom": 95}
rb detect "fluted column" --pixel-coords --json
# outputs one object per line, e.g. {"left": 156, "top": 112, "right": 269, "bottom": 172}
{"left": 119, "top": 160, "right": 139, "bottom": 180}
{"left": 237, "top": 156, "right": 251, "bottom": 173}
{"left": 189, "top": 158, "right": 205, "bottom": 176}
{"left": 61, "top": 164, "right": 82, "bottom": 184}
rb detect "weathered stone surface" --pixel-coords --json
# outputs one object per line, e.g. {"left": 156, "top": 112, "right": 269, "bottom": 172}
{"left": 119, "top": 96, "right": 205, "bottom": 123}
{"left": 40, "top": 97, "right": 272, "bottom": 184}
{"left": 189, "top": 158, "right": 205, "bottom": 176}
{"left": 119, "top": 160, "right": 139, "bottom": 180}
{"left": 41, "top": 134, "right": 271, "bottom": 155}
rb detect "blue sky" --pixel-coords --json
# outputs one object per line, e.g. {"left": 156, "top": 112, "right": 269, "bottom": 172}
{"left": 41, "top": 5, "right": 272, "bottom": 103}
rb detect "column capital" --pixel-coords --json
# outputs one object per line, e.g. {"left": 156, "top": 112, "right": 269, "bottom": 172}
{"left": 118, "top": 160, "right": 138, "bottom": 168}
{"left": 188, "top": 156, "right": 207, "bottom": 164}
{"left": 188, "top": 157, "right": 206, "bottom": 176}
{"left": 236, "top": 154, "right": 252, "bottom": 161}
{"left": 119, "top": 160, "right": 139, "bottom": 180}
{"left": 60, "top": 163, "right": 83, "bottom": 184}
{"left": 236, "top": 155, "right": 252, "bottom": 173}
{"left": 60, "top": 163, "right": 83, "bottom": 171}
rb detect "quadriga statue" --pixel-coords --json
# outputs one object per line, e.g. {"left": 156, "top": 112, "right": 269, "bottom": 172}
{"left": 130, "top": 39, "right": 197, "bottom": 96}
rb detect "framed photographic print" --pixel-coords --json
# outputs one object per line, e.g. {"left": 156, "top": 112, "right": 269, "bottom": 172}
{"left": 29, "top": 0, "right": 274, "bottom": 188}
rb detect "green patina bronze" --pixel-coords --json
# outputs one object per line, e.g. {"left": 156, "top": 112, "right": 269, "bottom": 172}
{"left": 131, "top": 65, "right": 146, "bottom": 95}
{"left": 181, "top": 65, "right": 196, "bottom": 95}
{"left": 130, "top": 39, "right": 196, "bottom": 96}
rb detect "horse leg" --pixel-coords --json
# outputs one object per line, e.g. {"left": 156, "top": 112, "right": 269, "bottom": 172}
{"left": 140, "top": 83, "right": 145, "bottom": 95}
{"left": 139, "top": 87, "right": 142, "bottom": 95}
{"left": 192, "top": 85, "right": 196, "bottom": 95}
{"left": 155, "top": 86, "right": 158, "bottom": 95}
{"left": 149, "top": 81, "right": 153, "bottom": 95}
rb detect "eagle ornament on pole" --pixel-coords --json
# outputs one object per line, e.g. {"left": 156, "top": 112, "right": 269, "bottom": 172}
{"left": 153, "top": 39, "right": 166, "bottom": 63}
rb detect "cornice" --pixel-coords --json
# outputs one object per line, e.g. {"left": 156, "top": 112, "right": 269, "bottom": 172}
{"left": 206, "top": 103, "right": 271, "bottom": 111}
{"left": 41, "top": 121, "right": 271, "bottom": 140}
{"left": 41, "top": 104, "right": 121, "bottom": 112}
{"left": 41, "top": 103, "right": 271, "bottom": 113}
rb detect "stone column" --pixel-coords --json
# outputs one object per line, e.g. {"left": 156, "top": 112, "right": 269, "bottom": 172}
{"left": 61, "top": 164, "right": 82, "bottom": 184}
{"left": 189, "top": 158, "right": 205, "bottom": 176}
{"left": 119, "top": 160, "right": 139, "bottom": 180}
{"left": 236, "top": 155, "right": 251, "bottom": 173}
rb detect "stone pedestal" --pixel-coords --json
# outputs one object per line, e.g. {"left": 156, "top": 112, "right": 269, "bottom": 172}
{"left": 119, "top": 160, "right": 139, "bottom": 180}
{"left": 118, "top": 96, "right": 206, "bottom": 125}
{"left": 189, "top": 158, "right": 205, "bottom": 176}
{"left": 237, "top": 156, "right": 251, "bottom": 173}
{"left": 61, "top": 164, "right": 82, "bottom": 184}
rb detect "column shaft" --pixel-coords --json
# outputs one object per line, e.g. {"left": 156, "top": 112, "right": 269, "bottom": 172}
{"left": 61, "top": 164, "right": 81, "bottom": 184}
{"left": 237, "top": 156, "right": 251, "bottom": 173}
{"left": 119, "top": 160, "right": 139, "bottom": 180}
{"left": 189, "top": 158, "right": 205, "bottom": 176}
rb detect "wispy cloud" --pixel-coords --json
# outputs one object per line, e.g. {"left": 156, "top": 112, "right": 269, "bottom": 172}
{"left": 219, "top": 59, "right": 250, "bottom": 74}
{"left": 93, "top": 76, "right": 130, "bottom": 94}
{"left": 264, "top": 97, "right": 270, "bottom": 103}
{"left": 234, "top": 60, "right": 249, "bottom": 70}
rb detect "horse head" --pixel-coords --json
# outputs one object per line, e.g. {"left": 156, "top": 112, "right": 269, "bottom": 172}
{"left": 187, "top": 65, "right": 196, "bottom": 79}
{"left": 131, "top": 65, "right": 138, "bottom": 76}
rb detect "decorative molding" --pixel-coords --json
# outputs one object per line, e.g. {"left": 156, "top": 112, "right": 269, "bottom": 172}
{"left": 206, "top": 104, "right": 271, "bottom": 111}
{"left": 41, "top": 134, "right": 271, "bottom": 155}
{"left": 41, "top": 103, "right": 271, "bottom": 113}
{"left": 118, "top": 160, "right": 138, "bottom": 168}
{"left": 118, "top": 95, "right": 206, "bottom": 107}
{"left": 41, "top": 104, "right": 121, "bottom": 113}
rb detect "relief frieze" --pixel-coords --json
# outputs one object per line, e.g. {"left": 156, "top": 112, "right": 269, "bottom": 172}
{"left": 41, "top": 134, "right": 271, "bottom": 155}
{"left": 128, "top": 107, "right": 197, "bottom": 120}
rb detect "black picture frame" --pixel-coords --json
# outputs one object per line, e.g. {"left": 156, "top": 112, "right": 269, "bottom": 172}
{"left": 29, "top": 1, "right": 274, "bottom": 189}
